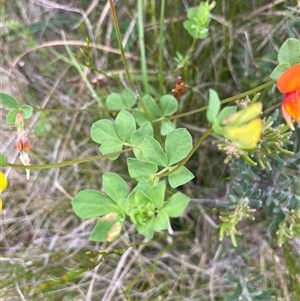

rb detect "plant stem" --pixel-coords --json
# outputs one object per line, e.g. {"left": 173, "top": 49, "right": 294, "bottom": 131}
{"left": 155, "top": 127, "right": 213, "bottom": 178}
{"left": 9, "top": 81, "right": 274, "bottom": 172}
{"left": 108, "top": 0, "right": 135, "bottom": 90}
{"left": 109, "top": 0, "right": 155, "bottom": 135}
{"left": 158, "top": 0, "right": 165, "bottom": 95}
{"left": 154, "top": 80, "right": 275, "bottom": 122}
{"left": 137, "top": 0, "right": 150, "bottom": 94}
{"left": 8, "top": 148, "right": 134, "bottom": 170}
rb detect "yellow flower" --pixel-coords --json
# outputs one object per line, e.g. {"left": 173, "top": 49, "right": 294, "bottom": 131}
{"left": 0, "top": 171, "right": 8, "bottom": 213}
{"left": 221, "top": 102, "right": 262, "bottom": 127}
{"left": 222, "top": 118, "right": 263, "bottom": 150}
{"left": 220, "top": 102, "right": 263, "bottom": 150}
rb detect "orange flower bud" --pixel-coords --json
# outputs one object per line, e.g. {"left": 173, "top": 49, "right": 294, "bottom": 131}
{"left": 282, "top": 91, "right": 300, "bottom": 122}
{"left": 276, "top": 64, "right": 300, "bottom": 130}
{"left": 281, "top": 91, "right": 300, "bottom": 130}
{"left": 281, "top": 102, "right": 295, "bottom": 131}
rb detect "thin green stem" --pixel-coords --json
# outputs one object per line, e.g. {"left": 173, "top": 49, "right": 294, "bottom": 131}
{"left": 108, "top": 0, "right": 155, "bottom": 135}
{"left": 154, "top": 80, "right": 275, "bottom": 122}
{"left": 8, "top": 148, "right": 134, "bottom": 170}
{"left": 137, "top": 0, "right": 149, "bottom": 94}
{"left": 155, "top": 127, "right": 213, "bottom": 178}
{"left": 184, "top": 38, "right": 197, "bottom": 79}
{"left": 108, "top": 0, "right": 135, "bottom": 89}
{"left": 158, "top": 0, "right": 165, "bottom": 95}
{"left": 33, "top": 107, "right": 109, "bottom": 113}
{"left": 9, "top": 80, "right": 275, "bottom": 172}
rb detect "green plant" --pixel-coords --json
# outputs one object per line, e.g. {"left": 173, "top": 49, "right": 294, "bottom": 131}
{"left": 1, "top": 2, "right": 300, "bottom": 298}
{"left": 225, "top": 270, "right": 274, "bottom": 301}
{"left": 1, "top": 3, "right": 299, "bottom": 248}
{"left": 183, "top": 1, "right": 216, "bottom": 39}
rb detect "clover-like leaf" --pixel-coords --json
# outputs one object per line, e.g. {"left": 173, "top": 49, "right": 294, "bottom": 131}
{"left": 130, "top": 122, "right": 154, "bottom": 160}
{"left": 135, "top": 217, "right": 155, "bottom": 239}
{"left": 21, "top": 105, "right": 33, "bottom": 119}
{"left": 90, "top": 119, "right": 119, "bottom": 144}
{"left": 121, "top": 88, "right": 136, "bottom": 108}
{"left": 127, "top": 158, "right": 158, "bottom": 181}
{"left": 161, "top": 192, "right": 190, "bottom": 217}
{"left": 270, "top": 63, "right": 290, "bottom": 81}
{"left": 140, "top": 95, "right": 162, "bottom": 117}
{"left": 102, "top": 172, "right": 128, "bottom": 203}
{"left": 130, "top": 122, "right": 154, "bottom": 145}
{"left": 168, "top": 166, "right": 194, "bottom": 188}
{"left": 278, "top": 38, "right": 300, "bottom": 65}
{"left": 132, "top": 111, "right": 149, "bottom": 126}
{"left": 153, "top": 211, "right": 170, "bottom": 231}
{"left": 115, "top": 110, "right": 136, "bottom": 142}
{"left": 165, "top": 128, "right": 192, "bottom": 166}
{"left": 160, "top": 120, "right": 175, "bottom": 136}
{"left": 149, "top": 181, "right": 166, "bottom": 209}
{"left": 72, "top": 189, "right": 120, "bottom": 219}
{"left": 106, "top": 89, "right": 136, "bottom": 110}
{"left": 127, "top": 178, "right": 150, "bottom": 206}
{"left": 142, "top": 136, "right": 167, "bottom": 166}
{"left": 159, "top": 94, "right": 178, "bottom": 116}
{"left": 187, "top": 7, "right": 197, "bottom": 20}
{"left": 0, "top": 92, "right": 20, "bottom": 109}
{"left": 6, "top": 109, "right": 19, "bottom": 125}
{"left": 99, "top": 138, "right": 123, "bottom": 160}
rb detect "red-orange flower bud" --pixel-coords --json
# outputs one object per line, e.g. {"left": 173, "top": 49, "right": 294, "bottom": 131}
{"left": 277, "top": 64, "right": 300, "bottom": 94}
{"left": 282, "top": 91, "right": 300, "bottom": 122}
{"left": 276, "top": 64, "right": 300, "bottom": 130}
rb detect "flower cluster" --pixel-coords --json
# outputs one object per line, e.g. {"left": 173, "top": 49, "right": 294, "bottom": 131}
{"left": 213, "top": 99, "right": 294, "bottom": 168}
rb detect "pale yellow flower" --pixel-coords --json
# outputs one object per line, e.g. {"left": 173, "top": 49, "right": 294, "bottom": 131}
{"left": 0, "top": 172, "right": 8, "bottom": 213}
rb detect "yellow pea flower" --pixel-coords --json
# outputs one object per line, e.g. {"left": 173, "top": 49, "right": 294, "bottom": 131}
{"left": 221, "top": 102, "right": 262, "bottom": 127}
{"left": 0, "top": 171, "right": 8, "bottom": 213}
{"left": 222, "top": 118, "right": 263, "bottom": 150}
